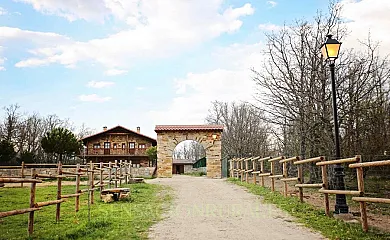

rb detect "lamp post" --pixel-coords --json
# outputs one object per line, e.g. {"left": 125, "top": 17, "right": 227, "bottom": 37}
{"left": 321, "top": 34, "right": 348, "bottom": 214}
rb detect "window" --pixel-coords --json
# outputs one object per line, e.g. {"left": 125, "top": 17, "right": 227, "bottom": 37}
{"left": 93, "top": 143, "right": 100, "bottom": 149}
{"left": 138, "top": 144, "right": 146, "bottom": 149}
{"left": 113, "top": 143, "right": 117, "bottom": 149}
{"left": 122, "top": 143, "right": 126, "bottom": 149}
{"left": 129, "top": 142, "right": 135, "bottom": 149}
{"left": 104, "top": 142, "right": 110, "bottom": 149}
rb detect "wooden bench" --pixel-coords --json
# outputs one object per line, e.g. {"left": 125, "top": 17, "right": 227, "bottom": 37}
{"left": 101, "top": 188, "right": 130, "bottom": 201}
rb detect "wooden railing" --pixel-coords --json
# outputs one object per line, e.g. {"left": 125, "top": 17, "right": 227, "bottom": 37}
{"left": 85, "top": 148, "right": 147, "bottom": 156}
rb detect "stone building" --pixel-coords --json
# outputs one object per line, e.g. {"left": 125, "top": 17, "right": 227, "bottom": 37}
{"left": 80, "top": 125, "right": 157, "bottom": 166}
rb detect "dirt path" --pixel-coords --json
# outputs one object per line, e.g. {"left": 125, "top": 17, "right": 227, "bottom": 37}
{"left": 147, "top": 175, "right": 325, "bottom": 240}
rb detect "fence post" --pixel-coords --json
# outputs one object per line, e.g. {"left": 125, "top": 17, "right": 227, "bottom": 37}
{"left": 99, "top": 162, "right": 103, "bottom": 198}
{"left": 321, "top": 165, "right": 330, "bottom": 216}
{"left": 270, "top": 161, "right": 275, "bottom": 192}
{"left": 90, "top": 161, "right": 94, "bottom": 204}
{"left": 56, "top": 161, "right": 62, "bottom": 222}
{"left": 260, "top": 161, "right": 265, "bottom": 187}
{"left": 253, "top": 159, "right": 257, "bottom": 184}
{"left": 356, "top": 166, "right": 368, "bottom": 231}
{"left": 28, "top": 168, "right": 36, "bottom": 236}
{"left": 282, "top": 162, "right": 288, "bottom": 197}
{"left": 75, "top": 163, "right": 80, "bottom": 212}
{"left": 21, "top": 161, "right": 25, "bottom": 187}
{"left": 297, "top": 165, "right": 304, "bottom": 202}
{"left": 108, "top": 161, "right": 112, "bottom": 189}
{"left": 114, "top": 160, "right": 118, "bottom": 188}
{"left": 119, "top": 160, "right": 123, "bottom": 186}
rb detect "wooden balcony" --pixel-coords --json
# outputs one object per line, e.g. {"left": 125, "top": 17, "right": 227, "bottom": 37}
{"left": 82, "top": 148, "right": 147, "bottom": 157}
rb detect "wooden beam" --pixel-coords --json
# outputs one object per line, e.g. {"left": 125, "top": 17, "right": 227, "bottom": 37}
{"left": 319, "top": 189, "right": 362, "bottom": 195}
{"left": 0, "top": 178, "right": 42, "bottom": 183}
{"left": 0, "top": 208, "right": 41, "bottom": 218}
{"left": 268, "top": 156, "right": 284, "bottom": 162}
{"left": 35, "top": 199, "right": 65, "bottom": 208}
{"left": 295, "top": 183, "right": 324, "bottom": 188}
{"left": 281, "top": 177, "right": 299, "bottom": 182}
{"left": 349, "top": 159, "right": 390, "bottom": 168}
{"left": 269, "top": 174, "right": 284, "bottom": 178}
{"left": 280, "top": 156, "right": 300, "bottom": 163}
{"left": 294, "top": 156, "right": 324, "bottom": 165}
{"left": 316, "top": 156, "right": 360, "bottom": 166}
{"left": 352, "top": 197, "right": 390, "bottom": 204}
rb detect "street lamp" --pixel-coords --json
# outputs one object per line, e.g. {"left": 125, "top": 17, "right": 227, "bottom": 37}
{"left": 321, "top": 34, "right": 348, "bottom": 214}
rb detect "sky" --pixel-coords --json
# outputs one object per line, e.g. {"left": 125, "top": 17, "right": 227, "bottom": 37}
{"left": 0, "top": 0, "right": 389, "bottom": 138}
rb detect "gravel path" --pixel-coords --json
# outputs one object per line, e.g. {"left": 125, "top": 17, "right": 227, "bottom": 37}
{"left": 147, "top": 175, "right": 325, "bottom": 240}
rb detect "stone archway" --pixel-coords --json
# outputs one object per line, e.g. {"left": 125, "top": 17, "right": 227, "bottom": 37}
{"left": 155, "top": 125, "right": 223, "bottom": 178}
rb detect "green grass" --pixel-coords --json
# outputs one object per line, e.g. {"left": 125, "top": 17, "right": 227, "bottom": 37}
{"left": 0, "top": 183, "right": 172, "bottom": 240}
{"left": 228, "top": 178, "right": 390, "bottom": 240}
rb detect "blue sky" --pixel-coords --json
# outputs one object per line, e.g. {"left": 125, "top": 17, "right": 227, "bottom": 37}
{"left": 0, "top": 0, "right": 388, "bottom": 138}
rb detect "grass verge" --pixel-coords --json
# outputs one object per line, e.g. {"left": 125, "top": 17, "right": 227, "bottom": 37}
{"left": 0, "top": 183, "right": 172, "bottom": 240}
{"left": 228, "top": 178, "right": 390, "bottom": 240}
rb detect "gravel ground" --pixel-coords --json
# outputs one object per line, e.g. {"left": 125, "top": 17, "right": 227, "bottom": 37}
{"left": 147, "top": 175, "right": 326, "bottom": 240}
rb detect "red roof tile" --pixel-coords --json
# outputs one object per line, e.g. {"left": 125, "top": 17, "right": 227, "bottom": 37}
{"left": 155, "top": 125, "right": 224, "bottom": 132}
{"left": 81, "top": 125, "right": 156, "bottom": 143}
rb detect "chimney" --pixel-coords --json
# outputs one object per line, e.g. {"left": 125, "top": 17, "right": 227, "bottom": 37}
{"left": 103, "top": 126, "right": 107, "bottom": 131}
{"left": 136, "top": 126, "right": 140, "bottom": 133}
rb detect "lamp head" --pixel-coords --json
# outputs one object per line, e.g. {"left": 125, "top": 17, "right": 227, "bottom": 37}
{"left": 321, "top": 34, "right": 341, "bottom": 61}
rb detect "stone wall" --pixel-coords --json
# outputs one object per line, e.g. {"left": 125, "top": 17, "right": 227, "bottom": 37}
{"left": 156, "top": 130, "right": 222, "bottom": 178}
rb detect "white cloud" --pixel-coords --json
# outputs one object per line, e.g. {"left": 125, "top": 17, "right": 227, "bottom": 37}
{"left": 0, "top": 66, "right": 5, "bottom": 71}
{"left": 149, "top": 42, "right": 264, "bottom": 125}
{"left": 136, "top": 87, "right": 145, "bottom": 91}
{"left": 78, "top": 94, "right": 112, "bottom": 102}
{"left": 340, "top": 0, "right": 390, "bottom": 54}
{"left": 267, "top": 1, "right": 278, "bottom": 8}
{"left": 4, "top": 1, "right": 254, "bottom": 71}
{"left": 258, "top": 23, "right": 282, "bottom": 32}
{"left": 0, "top": 7, "right": 7, "bottom": 15}
{"left": 87, "top": 81, "right": 115, "bottom": 88}
{"left": 0, "top": 46, "right": 6, "bottom": 71}
{"left": 104, "top": 69, "right": 128, "bottom": 76}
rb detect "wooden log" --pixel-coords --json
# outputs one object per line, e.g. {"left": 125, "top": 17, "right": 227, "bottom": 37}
{"left": 90, "top": 161, "right": 95, "bottom": 204}
{"left": 260, "top": 161, "right": 265, "bottom": 187}
{"left": 282, "top": 162, "right": 288, "bottom": 196}
{"left": 318, "top": 189, "right": 362, "bottom": 195}
{"left": 258, "top": 173, "right": 271, "bottom": 177}
{"left": 280, "top": 156, "right": 300, "bottom": 163}
{"left": 316, "top": 157, "right": 359, "bottom": 166}
{"left": 268, "top": 156, "right": 284, "bottom": 162}
{"left": 61, "top": 193, "right": 82, "bottom": 198}
{"left": 99, "top": 162, "right": 103, "bottom": 199}
{"left": 297, "top": 165, "right": 303, "bottom": 202}
{"left": 61, "top": 170, "right": 83, "bottom": 175}
{"left": 108, "top": 161, "right": 112, "bottom": 189}
{"left": 245, "top": 170, "right": 253, "bottom": 173}
{"left": 356, "top": 167, "right": 368, "bottom": 232}
{"left": 349, "top": 159, "right": 390, "bottom": 168}
{"left": 270, "top": 162, "right": 275, "bottom": 191}
{"left": 269, "top": 174, "right": 284, "bottom": 178}
{"left": 35, "top": 199, "right": 65, "bottom": 207}
{"left": 0, "top": 166, "right": 22, "bottom": 169}
{"left": 115, "top": 160, "right": 118, "bottom": 188}
{"left": 295, "top": 183, "right": 324, "bottom": 188}
{"left": 75, "top": 164, "right": 80, "bottom": 212}
{"left": 0, "top": 207, "right": 41, "bottom": 218}
{"left": 21, "top": 161, "right": 25, "bottom": 187}
{"left": 28, "top": 169, "right": 37, "bottom": 236}
{"left": 321, "top": 165, "right": 330, "bottom": 217}
{"left": 352, "top": 197, "right": 390, "bottom": 204}
{"left": 281, "top": 177, "right": 299, "bottom": 182}
{"left": 56, "top": 161, "right": 62, "bottom": 222}
{"left": 35, "top": 174, "right": 68, "bottom": 179}
{"left": 0, "top": 178, "right": 42, "bottom": 183}
{"left": 252, "top": 171, "right": 261, "bottom": 174}
{"left": 294, "top": 156, "right": 324, "bottom": 165}
{"left": 258, "top": 156, "right": 272, "bottom": 162}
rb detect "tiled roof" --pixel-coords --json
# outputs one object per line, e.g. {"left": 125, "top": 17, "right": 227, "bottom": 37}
{"left": 81, "top": 125, "right": 157, "bottom": 142}
{"left": 155, "top": 125, "right": 224, "bottom": 132}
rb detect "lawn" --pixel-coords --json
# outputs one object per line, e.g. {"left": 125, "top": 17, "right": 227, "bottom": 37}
{"left": 0, "top": 183, "right": 171, "bottom": 240}
{"left": 228, "top": 178, "right": 390, "bottom": 240}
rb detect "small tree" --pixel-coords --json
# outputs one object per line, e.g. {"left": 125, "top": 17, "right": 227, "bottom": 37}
{"left": 146, "top": 146, "right": 157, "bottom": 167}
{"left": 18, "top": 151, "right": 37, "bottom": 164}
{"left": 0, "top": 140, "right": 16, "bottom": 164}
{"left": 41, "top": 128, "right": 81, "bottom": 162}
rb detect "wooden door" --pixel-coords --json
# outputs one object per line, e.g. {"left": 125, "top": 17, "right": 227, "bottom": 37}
{"left": 104, "top": 142, "right": 110, "bottom": 155}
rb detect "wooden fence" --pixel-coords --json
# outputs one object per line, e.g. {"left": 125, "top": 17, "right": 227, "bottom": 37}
{"left": 229, "top": 155, "right": 390, "bottom": 232}
{"left": 0, "top": 160, "right": 133, "bottom": 237}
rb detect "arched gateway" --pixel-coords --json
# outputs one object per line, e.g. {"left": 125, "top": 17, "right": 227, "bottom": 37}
{"left": 155, "top": 125, "right": 223, "bottom": 178}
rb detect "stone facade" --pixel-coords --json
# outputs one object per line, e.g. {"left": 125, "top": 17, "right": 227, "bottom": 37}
{"left": 156, "top": 128, "right": 222, "bottom": 178}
